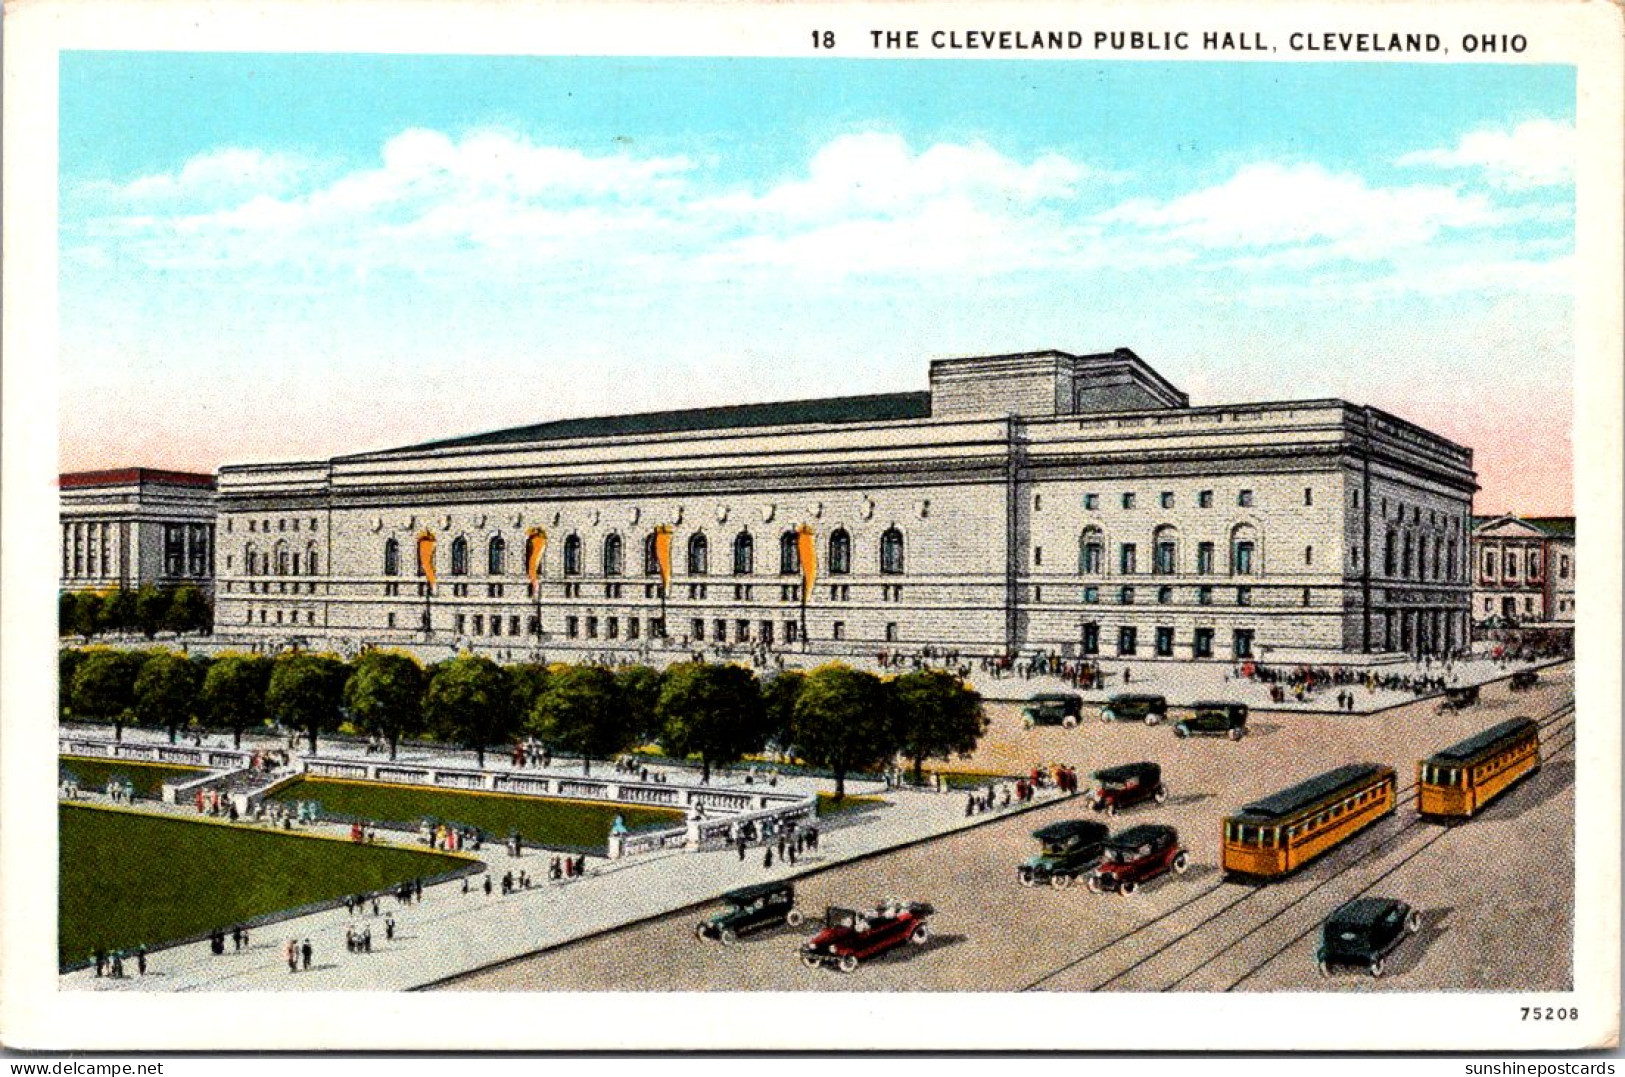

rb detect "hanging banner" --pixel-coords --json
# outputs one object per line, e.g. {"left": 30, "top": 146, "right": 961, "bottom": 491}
{"left": 525, "top": 528, "right": 548, "bottom": 586}
{"left": 653, "top": 525, "right": 673, "bottom": 592}
{"left": 796, "top": 524, "right": 817, "bottom": 601}
{"left": 417, "top": 531, "right": 438, "bottom": 591}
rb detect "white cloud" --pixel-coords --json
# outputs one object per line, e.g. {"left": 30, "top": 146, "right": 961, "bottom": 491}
{"left": 107, "top": 147, "right": 310, "bottom": 205}
{"left": 1099, "top": 162, "right": 1497, "bottom": 262}
{"left": 1397, "top": 119, "right": 1575, "bottom": 189}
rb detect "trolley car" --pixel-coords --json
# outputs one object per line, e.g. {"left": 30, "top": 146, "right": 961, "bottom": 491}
{"left": 1221, "top": 763, "right": 1397, "bottom": 881}
{"left": 1417, "top": 717, "right": 1540, "bottom": 821}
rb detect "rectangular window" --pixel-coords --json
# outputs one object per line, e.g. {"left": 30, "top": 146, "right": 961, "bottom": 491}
{"left": 1155, "top": 626, "right": 1174, "bottom": 657}
{"left": 387, "top": 612, "right": 397, "bottom": 629}
{"left": 1304, "top": 487, "right": 1313, "bottom": 506}
{"left": 1233, "top": 629, "right": 1255, "bottom": 658}
{"left": 1081, "top": 622, "right": 1099, "bottom": 655}
{"left": 714, "top": 618, "right": 726, "bottom": 642}
{"left": 1233, "top": 541, "right": 1254, "bottom": 575}
{"left": 1083, "top": 543, "right": 1103, "bottom": 574}
{"left": 1193, "top": 628, "right": 1214, "bottom": 658}
{"left": 1237, "top": 586, "right": 1252, "bottom": 606}
{"left": 692, "top": 618, "right": 705, "bottom": 641}
{"left": 1084, "top": 493, "right": 1099, "bottom": 511}
{"left": 1196, "top": 542, "right": 1214, "bottom": 575}
{"left": 1119, "top": 543, "right": 1137, "bottom": 574}
{"left": 1034, "top": 546, "right": 1043, "bottom": 566}
{"left": 735, "top": 619, "right": 750, "bottom": 642}
{"left": 1304, "top": 545, "right": 1314, "bottom": 565}
{"left": 1119, "top": 586, "right": 1134, "bottom": 605}
{"left": 566, "top": 616, "right": 579, "bottom": 638}
{"left": 586, "top": 615, "right": 599, "bottom": 638}
{"left": 472, "top": 614, "right": 484, "bottom": 635}
{"left": 1083, "top": 585, "right": 1099, "bottom": 604}
{"left": 1117, "top": 626, "right": 1137, "bottom": 656}
{"left": 1301, "top": 587, "right": 1312, "bottom": 607}
{"left": 1198, "top": 490, "right": 1213, "bottom": 509}
{"left": 885, "top": 622, "right": 898, "bottom": 643}
{"left": 1198, "top": 585, "right": 1213, "bottom": 606}
{"left": 1121, "top": 492, "right": 1136, "bottom": 510}
{"left": 784, "top": 620, "right": 798, "bottom": 643}
{"left": 1238, "top": 489, "right": 1254, "bottom": 508}
{"left": 1154, "top": 541, "right": 1175, "bottom": 574}
{"left": 1157, "top": 585, "right": 1172, "bottom": 605}
{"left": 606, "top": 616, "right": 619, "bottom": 639}
{"left": 510, "top": 616, "right": 521, "bottom": 635}
{"left": 833, "top": 621, "right": 845, "bottom": 640}
{"left": 1160, "top": 491, "right": 1174, "bottom": 509}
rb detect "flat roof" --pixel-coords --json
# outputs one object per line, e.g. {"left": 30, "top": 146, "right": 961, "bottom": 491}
{"left": 59, "top": 467, "right": 215, "bottom": 490}
{"left": 384, "top": 391, "right": 934, "bottom": 453}
{"left": 1236, "top": 763, "right": 1387, "bottom": 820}
{"left": 1428, "top": 718, "right": 1539, "bottom": 764}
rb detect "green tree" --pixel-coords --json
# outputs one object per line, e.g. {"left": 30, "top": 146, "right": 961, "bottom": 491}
{"left": 133, "top": 585, "right": 170, "bottom": 639}
{"left": 761, "top": 669, "right": 806, "bottom": 751}
{"left": 200, "top": 653, "right": 273, "bottom": 748}
{"left": 423, "top": 655, "right": 514, "bottom": 768}
{"left": 266, "top": 653, "right": 349, "bottom": 754}
{"left": 615, "top": 664, "right": 665, "bottom": 747}
{"left": 790, "top": 664, "right": 897, "bottom": 801}
{"left": 59, "top": 592, "right": 80, "bottom": 638}
{"left": 506, "top": 662, "right": 552, "bottom": 737}
{"left": 656, "top": 663, "right": 765, "bottom": 784}
{"left": 100, "top": 588, "right": 135, "bottom": 637}
{"left": 59, "top": 649, "right": 87, "bottom": 718}
{"left": 344, "top": 650, "right": 425, "bottom": 760}
{"left": 70, "top": 649, "right": 146, "bottom": 741}
{"left": 529, "top": 665, "right": 627, "bottom": 776}
{"left": 890, "top": 669, "right": 989, "bottom": 783}
{"left": 133, "top": 651, "right": 204, "bottom": 744}
{"left": 166, "top": 585, "right": 212, "bottom": 635}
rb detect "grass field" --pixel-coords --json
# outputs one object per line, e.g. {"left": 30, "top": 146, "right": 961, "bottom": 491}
{"left": 59, "top": 805, "right": 468, "bottom": 968}
{"left": 265, "top": 777, "right": 685, "bottom": 849}
{"left": 59, "top": 756, "right": 207, "bottom": 798}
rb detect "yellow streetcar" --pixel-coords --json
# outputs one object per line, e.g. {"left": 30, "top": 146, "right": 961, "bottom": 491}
{"left": 1222, "top": 763, "right": 1397, "bottom": 881}
{"left": 1417, "top": 717, "right": 1540, "bottom": 821}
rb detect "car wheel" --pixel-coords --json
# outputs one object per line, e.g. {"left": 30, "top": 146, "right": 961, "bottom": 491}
{"left": 1092, "top": 799, "right": 1106, "bottom": 813}
{"left": 1176, "top": 725, "right": 1190, "bottom": 738}
{"left": 1018, "top": 871, "right": 1037, "bottom": 888}
{"left": 1154, "top": 786, "right": 1169, "bottom": 804}
{"left": 1050, "top": 873, "right": 1072, "bottom": 890}
{"left": 720, "top": 929, "right": 737, "bottom": 946}
{"left": 1369, "top": 957, "right": 1385, "bottom": 978}
{"left": 1229, "top": 728, "right": 1244, "bottom": 741}
{"left": 1145, "top": 714, "right": 1159, "bottom": 726}
{"left": 1172, "top": 852, "right": 1190, "bottom": 874}
{"left": 1106, "top": 802, "right": 1118, "bottom": 817}
{"left": 801, "top": 953, "right": 820, "bottom": 969}
{"left": 786, "top": 909, "right": 804, "bottom": 927}
{"left": 1317, "top": 956, "right": 1331, "bottom": 978}
{"left": 1087, "top": 875, "right": 1104, "bottom": 894}
{"left": 838, "top": 954, "right": 860, "bottom": 974}
{"left": 1406, "top": 910, "right": 1421, "bottom": 934}
{"left": 1063, "top": 717, "right": 1078, "bottom": 730}
{"left": 694, "top": 924, "right": 709, "bottom": 942}
{"left": 1023, "top": 718, "right": 1034, "bottom": 730}
{"left": 1101, "top": 711, "right": 1114, "bottom": 723}
{"left": 1120, "top": 880, "right": 1137, "bottom": 896}
{"left": 910, "top": 924, "right": 929, "bottom": 945}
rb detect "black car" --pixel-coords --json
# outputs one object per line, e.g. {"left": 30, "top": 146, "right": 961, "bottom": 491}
{"left": 1101, "top": 693, "right": 1168, "bottom": 725}
{"left": 1316, "top": 897, "right": 1421, "bottom": 977}
{"left": 1017, "top": 819, "right": 1111, "bottom": 888}
{"left": 1510, "top": 669, "right": 1540, "bottom": 691}
{"left": 695, "top": 881, "right": 803, "bottom": 944}
{"left": 1022, "top": 692, "right": 1084, "bottom": 729}
{"left": 1176, "top": 701, "right": 1248, "bottom": 740}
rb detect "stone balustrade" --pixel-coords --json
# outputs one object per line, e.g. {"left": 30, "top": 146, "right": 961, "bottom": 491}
{"left": 60, "top": 735, "right": 253, "bottom": 772}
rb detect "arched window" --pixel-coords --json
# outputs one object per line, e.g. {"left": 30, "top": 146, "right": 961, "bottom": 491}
{"left": 643, "top": 533, "right": 661, "bottom": 576}
{"left": 1079, "top": 527, "right": 1104, "bottom": 574}
{"left": 306, "top": 544, "right": 320, "bottom": 576}
{"left": 1152, "top": 525, "right": 1178, "bottom": 575}
{"left": 1230, "top": 524, "right": 1257, "bottom": 576}
{"left": 563, "top": 534, "right": 583, "bottom": 576}
{"left": 276, "top": 544, "right": 289, "bottom": 576}
{"left": 603, "top": 533, "right": 624, "bottom": 577}
{"left": 383, "top": 539, "right": 399, "bottom": 576}
{"left": 828, "top": 529, "right": 851, "bottom": 575}
{"left": 732, "top": 531, "right": 755, "bottom": 575}
{"left": 779, "top": 531, "right": 801, "bottom": 575}
{"left": 687, "top": 533, "right": 709, "bottom": 576}
{"left": 450, "top": 536, "right": 469, "bottom": 577}
{"left": 488, "top": 535, "right": 506, "bottom": 575}
{"left": 879, "top": 527, "right": 905, "bottom": 575}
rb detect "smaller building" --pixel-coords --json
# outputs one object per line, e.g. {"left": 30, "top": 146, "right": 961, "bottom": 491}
{"left": 1470, "top": 514, "right": 1575, "bottom": 626}
{"left": 59, "top": 468, "right": 217, "bottom": 594}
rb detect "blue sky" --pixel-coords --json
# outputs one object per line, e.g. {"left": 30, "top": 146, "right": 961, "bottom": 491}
{"left": 59, "top": 53, "right": 1576, "bottom": 512}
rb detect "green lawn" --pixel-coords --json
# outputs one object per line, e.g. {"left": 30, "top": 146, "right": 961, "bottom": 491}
{"left": 59, "top": 756, "right": 207, "bottom": 798}
{"left": 816, "top": 792, "right": 884, "bottom": 818}
{"left": 265, "top": 777, "right": 685, "bottom": 849}
{"left": 59, "top": 805, "right": 467, "bottom": 968}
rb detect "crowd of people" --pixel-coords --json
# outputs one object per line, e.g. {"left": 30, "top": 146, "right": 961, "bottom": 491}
{"left": 89, "top": 943, "right": 147, "bottom": 978}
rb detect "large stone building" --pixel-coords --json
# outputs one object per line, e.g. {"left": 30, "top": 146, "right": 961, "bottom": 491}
{"left": 212, "top": 348, "right": 1478, "bottom": 663}
{"left": 1470, "top": 515, "right": 1576, "bottom": 626}
{"left": 59, "top": 468, "right": 217, "bottom": 594}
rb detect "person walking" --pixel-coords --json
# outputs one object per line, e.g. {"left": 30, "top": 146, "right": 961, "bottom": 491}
{"left": 300, "top": 938, "right": 312, "bottom": 971}
{"left": 136, "top": 945, "right": 147, "bottom": 976}
{"left": 94, "top": 947, "right": 106, "bottom": 978}
{"left": 483, "top": 874, "right": 493, "bottom": 896}
{"left": 362, "top": 926, "right": 372, "bottom": 953}
{"left": 763, "top": 847, "right": 774, "bottom": 870}
{"left": 286, "top": 939, "right": 298, "bottom": 973}
{"left": 385, "top": 915, "right": 395, "bottom": 942}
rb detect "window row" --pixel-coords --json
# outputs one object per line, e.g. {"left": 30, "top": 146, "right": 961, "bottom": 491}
{"left": 1381, "top": 530, "right": 1459, "bottom": 582}
{"left": 1076, "top": 623, "right": 1255, "bottom": 659}
{"left": 233, "top": 516, "right": 319, "bottom": 534}
{"left": 1075, "top": 526, "right": 1258, "bottom": 576}
{"left": 1074, "top": 488, "right": 1263, "bottom": 512}
{"left": 240, "top": 544, "right": 321, "bottom": 577}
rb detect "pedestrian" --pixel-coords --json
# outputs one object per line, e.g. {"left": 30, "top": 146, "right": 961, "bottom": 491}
{"left": 576, "top": 855, "right": 587, "bottom": 876}
{"left": 777, "top": 834, "right": 786, "bottom": 860}
{"left": 483, "top": 874, "right": 493, "bottom": 896}
{"left": 788, "top": 843, "right": 797, "bottom": 866}
{"left": 462, "top": 877, "right": 470, "bottom": 895}
{"left": 136, "top": 945, "right": 147, "bottom": 976}
{"left": 737, "top": 836, "right": 747, "bottom": 861}
{"left": 371, "top": 896, "right": 379, "bottom": 917}
{"left": 344, "top": 894, "right": 355, "bottom": 916}
{"left": 346, "top": 926, "right": 355, "bottom": 954}
{"left": 111, "top": 951, "right": 124, "bottom": 978}
{"left": 301, "top": 938, "right": 312, "bottom": 970}
{"left": 414, "top": 877, "right": 423, "bottom": 902}
{"left": 286, "top": 939, "right": 298, "bottom": 973}
{"left": 94, "top": 947, "right": 106, "bottom": 978}
{"left": 362, "top": 926, "right": 372, "bottom": 953}
{"left": 763, "top": 847, "right": 774, "bottom": 870}
{"left": 242, "top": 926, "right": 250, "bottom": 949}
{"left": 385, "top": 915, "right": 395, "bottom": 942}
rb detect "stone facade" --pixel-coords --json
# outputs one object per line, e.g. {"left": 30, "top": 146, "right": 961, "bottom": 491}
{"left": 1471, "top": 515, "right": 1576, "bottom": 626}
{"left": 212, "top": 349, "right": 1477, "bottom": 662}
{"left": 59, "top": 468, "right": 216, "bottom": 594}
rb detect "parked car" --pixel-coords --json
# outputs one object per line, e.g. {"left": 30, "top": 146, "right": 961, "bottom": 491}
{"left": 1176, "top": 701, "right": 1249, "bottom": 740}
{"left": 1101, "top": 693, "right": 1168, "bottom": 725}
{"left": 1435, "top": 684, "right": 1480, "bottom": 715}
{"left": 1509, "top": 669, "right": 1540, "bottom": 691}
{"left": 799, "top": 900, "right": 934, "bottom": 972}
{"left": 1017, "top": 819, "right": 1111, "bottom": 888}
{"left": 695, "top": 881, "right": 803, "bottom": 944}
{"left": 1090, "top": 761, "right": 1167, "bottom": 815}
{"left": 1088, "top": 824, "right": 1188, "bottom": 895}
{"left": 1316, "top": 897, "right": 1421, "bottom": 977}
{"left": 1022, "top": 692, "right": 1084, "bottom": 729}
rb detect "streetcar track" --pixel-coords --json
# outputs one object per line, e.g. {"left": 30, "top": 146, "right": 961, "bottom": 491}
{"left": 1019, "top": 700, "right": 1575, "bottom": 994}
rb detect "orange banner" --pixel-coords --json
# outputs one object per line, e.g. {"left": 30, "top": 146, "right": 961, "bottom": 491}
{"left": 796, "top": 525, "right": 817, "bottom": 601}
{"left": 653, "top": 526, "right": 673, "bottom": 592}
{"left": 417, "top": 531, "right": 437, "bottom": 591}
{"left": 525, "top": 528, "right": 548, "bottom": 586}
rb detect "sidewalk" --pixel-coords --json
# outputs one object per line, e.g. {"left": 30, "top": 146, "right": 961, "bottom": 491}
{"left": 62, "top": 781, "right": 1064, "bottom": 992}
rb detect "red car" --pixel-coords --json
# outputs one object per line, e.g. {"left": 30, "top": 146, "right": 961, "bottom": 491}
{"left": 799, "top": 900, "right": 935, "bottom": 972}
{"left": 1091, "top": 762, "right": 1167, "bottom": 816}
{"left": 1088, "top": 824, "right": 1189, "bottom": 895}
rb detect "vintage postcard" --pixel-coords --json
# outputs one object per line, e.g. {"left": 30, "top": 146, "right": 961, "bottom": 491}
{"left": 2, "top": 0, "right": 1620, "bottom": 1054}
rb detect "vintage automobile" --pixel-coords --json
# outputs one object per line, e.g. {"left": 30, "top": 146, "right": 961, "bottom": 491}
{"left": 1175, "top": 701, "right": 1249, "bottom": 740}
{"left": 695, "top": 881, "right": 803, "bottom": 944}
{"left": 1316, "top": 896, "right": 1421, "bottom": 977}
{"left": 1509, "top": 669, "right": 1540, "bottom": 691}
{"left": 1435, "top": 684, "right": 1481, "bottom": 715}
{"left": 1017, "top": 819, "right": 1111, "bottom": 888}
{"left": 1090, "top": 761, "right": 1167, "bottom": 815}
{"left": 799, "top": 900, "right": 935, "bottom": 972}
{"left": 1088, "top": 824, "right": 1188, "bottom": 895}
{"left": 1022, "top": 692, "right": 1084, "bottom": 729}
{"left": 1100, "top": 693, "right": 1168, "bottom": 725}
